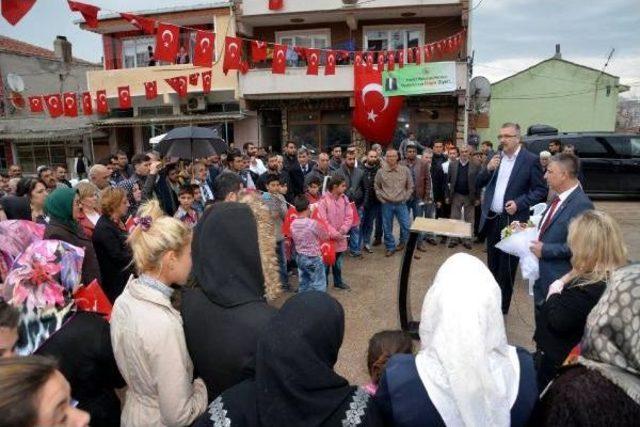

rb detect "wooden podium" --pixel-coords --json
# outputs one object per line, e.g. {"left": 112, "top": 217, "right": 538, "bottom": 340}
{"left": 398, "top": 217, "right": 473, "bottom": 338}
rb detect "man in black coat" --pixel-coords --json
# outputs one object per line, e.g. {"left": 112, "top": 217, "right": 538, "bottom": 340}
{"left": 333, "top": 149, "right": 365, "bottom": 257}
{"left": 288, "top": 148, "right": 317, "bottom": 197}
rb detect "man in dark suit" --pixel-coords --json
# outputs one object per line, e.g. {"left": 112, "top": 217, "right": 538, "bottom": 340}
{"left": 529, "top": 153, "right": 593, "bottom": 313}
{"left": 446, "top": 144, "right": 481, "bottom": 249}
{"left": 477, "top": 122, "right": 547, "bottom": 314}
{"left": 288, "top": 148, "right": 317, "bottom": 197}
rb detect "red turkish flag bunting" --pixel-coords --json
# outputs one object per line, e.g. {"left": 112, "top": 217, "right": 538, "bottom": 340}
{"left": 325, "top": 50, "right": 336, "bottom": 76}
{"left": 268, "top": 0, "right": 283, "bottom": 10}
{"left": 387, "top": 51, "right": 395, "bottom": 71}
{"left": 117, "top": 86, "right": 132, "bottom": 109}
{"left": 144, "top": 81, "right": 157, "bottom": 100}
{"left": 305, "top": 48, "right": 320, "bottom": 75}
{"left": 352, "top": 66, "right": 404, "bottom": 145}
{"left": 377, "top": 52, "right": 385, "bottom": 71}
{"left": 272, "top": 44, "right": 287, "bottom": 74}
{"left": 414, "top": 47, "right": 421, "bottom": 65}
{"left": 67, "top": 1, "right": 100, "bottom": 28}
{"left": 354, "top": 52, "right": 363, "bottom": 68}
{"left": 407, "top": 48, "right": 414, "bottom": 64}
{"left": 251, "top": 40, "right": 267, "bottom": 62}
{"left": 201, "top": 70, "right": 212, "bottom": 94}
{"left": 398, "top": 50, "right": 404, "bottom": 68}
{"left": 44, "top": 94, "right": 63, "bottom": 118}
{"left": 223, "top": 36, "right": 243, "bottom": 75}
{"left": 193, "top": 30, "right": 214, "bottom": 67}
{"left": 165, "top": 76, "right": 188, "bottom": 97}
{"left": 189, "top": 73, "right": 199, "bottom": 86}
{"left": 28, "top": 96, "right": 44, "bottom": 113}
{"left": 120, "top": 12, "right": 156, "bottom": 35}
{"left": 63, "top": 92, "right": 78, "bottom": 117}
{"left": 155, "top": 23, "right": 179, "bottom": 62}
{"left": 81, "top": 92, "right": 92, "bottom": 115}
{"left": 2, "top": 0, "right": 37, "bottom": 25}
{"left": 424, "top": 44, "right": 432, "bottom": 62}
{"left": 96, "top": 90, "right": 108, "bottom": 114}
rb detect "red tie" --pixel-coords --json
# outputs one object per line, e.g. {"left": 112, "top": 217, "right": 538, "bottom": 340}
{"left": 539, "top": 196, "right": 560, "bottom": 237}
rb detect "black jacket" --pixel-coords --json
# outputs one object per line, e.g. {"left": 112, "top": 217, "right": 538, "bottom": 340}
{"left": 37, "top": 311, "right": 125, "bottom": 427}
{"left": 44, "top": 218, "right": 101, "bottom": 286}
{"left": 92, "top": 216, "right": 134, "bottom": 303}
{"left": 362, "top": 162, "right": 381, "bottom": 208}
{"left": 431, "top": 154, "right": 447, "bottom": 203}
{"left": 289, "top": 161, "right": 317, "bottom": 197}
{"left": 152, "top": 171, "right": 179, "bottom": 216}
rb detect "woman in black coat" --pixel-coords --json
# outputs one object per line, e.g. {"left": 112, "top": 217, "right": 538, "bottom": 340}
{"left": 182, "top": 199, "right": 281, "bottom": 400}
{"left": 92, "top": 187, "right": 134, "bottom": 303}
{"left": 43, "top": 188, "right": 101, "bottom": 285}
{"left": 534, "top": 210, "right": 628, "bottom": 389}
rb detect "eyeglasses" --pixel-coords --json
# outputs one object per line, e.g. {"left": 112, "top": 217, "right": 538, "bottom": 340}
{"left": 497, "top": 134, "right": 518, "bottom": 139}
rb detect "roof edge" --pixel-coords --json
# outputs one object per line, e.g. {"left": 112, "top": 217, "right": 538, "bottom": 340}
{"left": 492, "top": 57, "right": 620, "bottom": 86}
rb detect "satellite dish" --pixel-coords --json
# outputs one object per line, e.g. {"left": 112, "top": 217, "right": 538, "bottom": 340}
{"left": 469, "top": 76, "right": 491, "bottom": 113}
{"left": 6, "top": 73, "right": 25, "bottom": 92}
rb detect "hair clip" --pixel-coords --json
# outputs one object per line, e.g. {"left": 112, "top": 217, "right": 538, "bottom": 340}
{"left": 133, "top": 216, "right": 152, "bottom": 231}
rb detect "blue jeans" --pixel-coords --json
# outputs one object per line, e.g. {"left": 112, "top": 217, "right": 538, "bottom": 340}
{"left": 325, "top": 251, "right": 345, "bottom": 286}
{"left": 381, "top": 202, "right": 411, "bottom": 251}
{"left": 276, "top": 240, "right": 289, "bottom": 288}
{"left": 360, "top": 204, "right": 380, "bottom": 248}
{"left": 406, "top": 198, "right": 426, "bottom": 243}
{"left": 297, "top": 254, "right": 327, "bottom": 292}
{"left": 348, "top": 206, "right": 364, "bottom": 255}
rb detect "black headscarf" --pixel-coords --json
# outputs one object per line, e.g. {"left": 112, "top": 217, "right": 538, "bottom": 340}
{"left": 0, "top": 195, "right": 30, "bottom": 220}
{"left": 256, "top": 291, "right": 354, "bottom": 426}
{"left": 192, "top": 202, "right": 266, "bottom": 307}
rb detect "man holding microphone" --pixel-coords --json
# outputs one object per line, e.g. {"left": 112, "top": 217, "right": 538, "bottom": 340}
{"left": 477, "top": 123, "right": 547, "bottom": 314}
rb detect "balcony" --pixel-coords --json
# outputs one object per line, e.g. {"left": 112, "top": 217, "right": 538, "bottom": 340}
{"left": 239, "top": 61, "right": 468, "bottom": 99}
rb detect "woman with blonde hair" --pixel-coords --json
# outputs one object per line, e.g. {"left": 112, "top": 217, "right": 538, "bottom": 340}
{"left": 110, "top": 199, "right": 207, "bottom": 426}
{"left": 75, "top": 181, "right": 100, "bottom": 238}
{"left": 534, "top": 209, "right": 628, "bottom": 389}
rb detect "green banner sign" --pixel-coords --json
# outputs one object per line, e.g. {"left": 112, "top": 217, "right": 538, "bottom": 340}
{"left": 382, "top": 62, "right": 457, "bottom": 96}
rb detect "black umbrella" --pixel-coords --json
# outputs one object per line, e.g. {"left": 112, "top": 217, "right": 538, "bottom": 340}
{"left": 157, "top": 126, "right": 228, "bottom": 160}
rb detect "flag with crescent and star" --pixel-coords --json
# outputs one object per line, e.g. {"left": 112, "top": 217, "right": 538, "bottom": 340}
{"left": 306, "top": 48, "right": 320, "bottom": 75}
{"left": 117, "top": 86, "right": 132, "bottom": 109}
{"left": 223, "top": 36, "right": 243, "bottom": 75}
{"left": 201, "top": 70, "right": 212, "bottom": 94}
{"left": 194, "top": 30, "right": 215, "bottom": 67}
{"left": 251, "top": 40, "right": 267, "bottom": 62}
{"left": 144, "top": 81, "right": 158, "bottom": 100}
{"left": 63, "top": 92, "right": 78, "bottom": 117}
{"left": 28, "top": 96, "right": 44, "bottom": 113}
{"left": 67, "top": 1, "right": 100, "bottom": 28}
{"left": 352, "top": 66, "right": 404, "bottom": 145}
{"left": 387, "top": 51, "right": 395, "bottom": 71}
{"left": 2, "top": 0, "right": 37, "bottom": 25}
{"left": 165, "top": 76, "right": 188, "bottom": 97}
{"left": 43, "top": 94, "right": 64, "bottom": 118}
{"left": 96, "top": 90, "right": 108, "bottom": 114}
{"left": 81, "top": 92, "right": 92, "bottom": 115}
{"left": 189, "top": 73, "right": 199, "bottom": 86}
{"left": 272, "top": 44, "right": 287, "bottom": 74}
{"left": 325, "top": 50, "right": 336, "bottom": 76}
{"left": 155, "top": 23, "right": 180, "bottom": 62}
{"left": 120, "top": 12, "right": 156, "bottom": 35}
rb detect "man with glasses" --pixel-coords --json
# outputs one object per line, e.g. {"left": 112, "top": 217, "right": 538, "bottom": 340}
{"left": 477, "top": 122, "right": 547, "bottom": 314}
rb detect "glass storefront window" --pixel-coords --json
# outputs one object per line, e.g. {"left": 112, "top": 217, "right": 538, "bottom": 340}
{"left": 289, "top": 124, "right": 319, "bottom": 153}
{"left": 323, "top": 124, "right": 351, "bottom": 151}
{"left": 14, "top": 140, "right": 82, "bottom": 173}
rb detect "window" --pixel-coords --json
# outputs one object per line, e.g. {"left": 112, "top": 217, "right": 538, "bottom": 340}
{"left": 288, "top": 110, "right": 351, "bottom": 152}
{"left": 276, "top": 29, "right": 330, "bottom": 67}
{"left": 604, "top": 136, "right": 631, "bottom": 157}
{"left": 564, "top": 137, "right": 609, "bottom": 158}
{"left": 631, "top": 137, "right": 640, "bottom": 158}
{"left": 364, "top": 25, "right": 424, "bottom": 53}
{"left": 122, "top": 37, "right": 155, "bottom": 68}
{"left": 15, "top": 140, "right": 82, "bottom": 173}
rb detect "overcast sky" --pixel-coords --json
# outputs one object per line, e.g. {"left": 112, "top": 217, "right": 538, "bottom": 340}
{"left": 1, "top": 0, "right": 638, "bottom": 98}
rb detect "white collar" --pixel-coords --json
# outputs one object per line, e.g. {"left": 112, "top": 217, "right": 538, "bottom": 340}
{"left": 503, "top": 146, "right": 521, "bottom": 161}
{"left": 557, "top": 182, "right": 580, "bottom": 203}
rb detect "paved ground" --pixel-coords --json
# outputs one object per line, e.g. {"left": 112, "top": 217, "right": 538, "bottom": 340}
{"left": 274, "top": 201, "right": 639, "bottom": 385}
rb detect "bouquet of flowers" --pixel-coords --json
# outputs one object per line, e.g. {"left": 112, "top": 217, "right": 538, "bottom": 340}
{"left": 496, "top": 221, "right": 539, "bottom": 295}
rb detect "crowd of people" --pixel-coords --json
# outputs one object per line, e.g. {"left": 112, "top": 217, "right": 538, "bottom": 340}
{"left": 0, "top": 122, "right": 638, "bottom": 426}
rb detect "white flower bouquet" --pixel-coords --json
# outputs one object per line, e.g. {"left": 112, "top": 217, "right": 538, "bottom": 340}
{"left": 496, "top": 221, "right": 539, "bottom": 295}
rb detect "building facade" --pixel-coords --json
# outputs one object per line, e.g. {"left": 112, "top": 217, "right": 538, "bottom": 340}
{"left": 477, "top": 47, "right": 630, "bottom": 142}
{"left": 0, "top": 35, "right": 101, "bottom": 172}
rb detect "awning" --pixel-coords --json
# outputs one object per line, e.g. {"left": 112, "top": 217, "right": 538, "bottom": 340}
{"left": 92, "top": 112, "right": 245, "bottom": 127}
{"left": 0, "top": 127, "right": 106, "bottom": 141}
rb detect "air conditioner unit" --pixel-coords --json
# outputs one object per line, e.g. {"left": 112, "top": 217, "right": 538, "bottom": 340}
{"left": 187, "top": 96, "right": 206, "bottom": 111}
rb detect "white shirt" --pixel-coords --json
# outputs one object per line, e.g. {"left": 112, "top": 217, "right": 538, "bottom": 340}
{"left": 490, "top": 147, "right": 520, "bottom": 213}
{"left": 249, "top": 158, "right": 267, "bottom": 176}
{"left": 538, "top": 182, "right": 580, "bottom": 234}
{"left": 442, "top": 160, "right": 450, "bottom": 175}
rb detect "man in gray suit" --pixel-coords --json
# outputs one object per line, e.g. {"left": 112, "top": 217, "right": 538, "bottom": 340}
{"left": 446, "top": 144, "right": 481, "bottom": 249}
{"left": 529, "top": 153, "right": 594, "bottom": 314}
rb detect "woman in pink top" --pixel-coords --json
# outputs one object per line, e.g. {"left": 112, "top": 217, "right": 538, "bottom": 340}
{"left": 316, "top": 175, "right": 353, "bottom": 290}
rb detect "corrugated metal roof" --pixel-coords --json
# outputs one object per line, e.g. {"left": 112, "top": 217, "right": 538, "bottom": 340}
{"left": 0, "top": 127, "right": 105, "bottom": 141}
{"left": 92, "top": 112, "right": 244, "bottom": 126}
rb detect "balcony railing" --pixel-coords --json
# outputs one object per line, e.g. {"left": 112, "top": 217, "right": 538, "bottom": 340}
{"left": 240, "top": 0, "right": 461, "bottom": 17}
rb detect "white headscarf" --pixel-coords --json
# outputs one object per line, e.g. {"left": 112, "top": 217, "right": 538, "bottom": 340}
{"left": 415, "top": 253, "right": 520, "bottom": 427}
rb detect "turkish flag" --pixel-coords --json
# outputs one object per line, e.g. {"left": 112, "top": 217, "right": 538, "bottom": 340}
{"left": 67, "top": 1, "right": 100, "bottom": 28}
{"left": 251, "top": 40, "right": 267, "bottom": 62}
{"left": 223, "top": 36, "right": 243, "bottom": 75}
{"left": 268, "top": 0, "right": 283, "bottom": 10}
{"left": 272, "top": 44, "right": 287, "bottom": 74}
{"left": 2, "top": 0, "right": 37, "bottom": 25}
{"left": 201, "top": 70, "right": 212, "bottom": 94}
{"left": 117, "top": 86, "right": 132, "bottom": 109}
{"left": 155, "top": 23, "right": 179, "bottom": 62}
{"left": 96, "top": 90, "right": 108, "bottom": 114}
{"left": 414, "top": 47, "right": 421, "bottom": 65}
{"left": 63, "top": 92, "right": 78, "bottom": 117}
{"left": 398, "top": 50, "right": 404, "bottom": 68}
{"left": 189, "top": 73, "right": 199, "bottom": 86}
{"left": 120, "top": 12, "right": 156, "bottom": 35}
{"left": 365, "top": 52, "right": 374, "bottom": 73}
{"left": 377, "top": 51, "right": 385, "bottom": 71}
{"left": 305, "top": 48, "right": 320, "bottom": 75}
{"left": 387, "top": 51, "right": 395, "bottom": 71}
{"left": 407, "top": 48, "right": 414, "bottom": 64}
{"left": 81, "top": 92, "right": 92, "bottom": 115}
{"left": 73, "top": 279, "right": 112, "bottom": 321}
{"left": 282, "top": 206, "right": 298, "bottom": 237}
{"left": 352, "top": 66, "right": 404, "bottom": 145}
{"left": 28, "top": 96, "right": 44, "bottom": 113}
{"left": 310, "top": 210, "right": 336, "bottom": 266}
{"left": 354, "top": 52, "right": 363, "bottom": 68}
{"left": 193, "top": 30, "right": 214, "bottom": 67}
{"left": 325, "top": 50, "right": 336, "bottom": 76}
{"left": 44, "top": 94, "right": 63, "bottom": 118}
{"left": 144, "top": 81, "right": 157, "bottom": 100}
{"left": 165, "top": 76, "right": 188, "bottom": 97}
{"left": 424, "top": 44, "right": 433, "bottom": 62}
